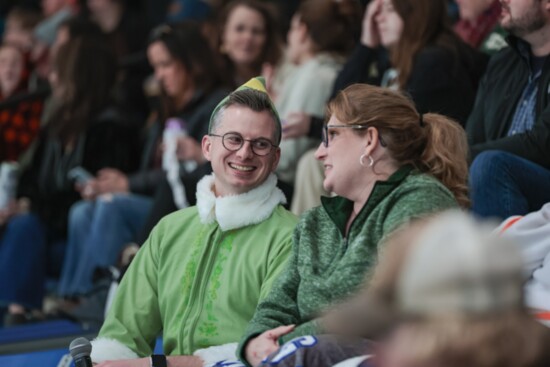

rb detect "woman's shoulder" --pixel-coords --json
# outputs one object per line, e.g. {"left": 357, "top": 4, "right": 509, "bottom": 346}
{"left": 396, "top": 172, "right": 455, "bottom": 201}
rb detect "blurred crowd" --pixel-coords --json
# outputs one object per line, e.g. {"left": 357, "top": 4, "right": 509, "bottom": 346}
{"left": 0, "top": 0, "right": 549, "bottom": 366}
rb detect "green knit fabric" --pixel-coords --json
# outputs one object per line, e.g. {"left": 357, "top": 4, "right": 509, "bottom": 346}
{"left": 238, "top": 165, "right": 458, "bottom": 363}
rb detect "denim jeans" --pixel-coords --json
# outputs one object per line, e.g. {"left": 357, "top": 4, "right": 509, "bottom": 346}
{"left": 57, "top": 193, "right": 153, "bottom": 297}
{"left": 469, "top": 150, "right": 550, "bottom": 220}
{"left": 0, "top": 213, "right": 47, "bottom": 309}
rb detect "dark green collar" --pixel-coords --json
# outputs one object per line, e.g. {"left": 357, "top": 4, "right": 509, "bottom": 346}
{"left": 321, "top": 165, "right": 414, "bottom": 236}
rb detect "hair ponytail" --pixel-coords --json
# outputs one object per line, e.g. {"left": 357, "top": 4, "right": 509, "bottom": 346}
{"left": 418, "top": 113, "right": 470, "bottom": 208}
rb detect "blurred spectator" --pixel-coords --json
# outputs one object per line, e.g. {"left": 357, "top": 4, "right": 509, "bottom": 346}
{"left": 468, "top": 0, "right": 550, "bottom": 219}
{"left": 84, "top": 0, "right": 151, "bottom": 123}
{"left": 85, "top": 0, "right": 148, "bottom": 60}
{"left": 216, "top": 0, "right": 283, "bottom": 88}
{"left": 498, "top": 202, "right": 550, "bottom": 326}
{"left": 454, "top": 0, "right": 507, "bottom": 54}
{"left": 49, "top": 16, "right": 103, "bottom": 62}
{"left": 31, "top": 0, "right": 77, "bottom": 85}
{"left": 56, "top": 22, "right": 228, "bottom": 302}
{"left": 275, "top": 0, "right": 361, "bottom": 190}
{"left": 3, "top": 7, "right": 42, "bottom": 53}
{"left": 0, "top": 43, "right": 24, "bottom": 100}
{"left": 0, "top": 43, "right": 43, "bottom": 162}
{"left": 290, "top": 0, "right": 486, "bottom": 215}
{"left": 0, "top": 36, "right": 138, "bottom": 325}
{"left": 358, "top": 0, "right": 486, "bottom": 125}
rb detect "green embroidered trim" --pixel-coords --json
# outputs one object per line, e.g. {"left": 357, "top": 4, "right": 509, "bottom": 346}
{"left": 180, "top": 227, "right": 207, "bottom": 318}
{"left": 196, "top": 231, "right": 235, "bottom": 343}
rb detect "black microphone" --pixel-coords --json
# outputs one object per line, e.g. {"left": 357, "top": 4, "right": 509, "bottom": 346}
{"left": 69, "top": 337, "right": 93, "bottom": 367}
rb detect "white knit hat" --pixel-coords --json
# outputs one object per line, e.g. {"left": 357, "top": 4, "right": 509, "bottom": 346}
{"left": 398, "top": 210, "right": 524, "bottom": 317}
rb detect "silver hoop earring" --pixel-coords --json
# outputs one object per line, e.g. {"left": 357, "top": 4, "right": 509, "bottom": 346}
{"left": 360, "top": 154, "right": 374, "bottom": 167}
{"left": 360, "top": 154, "right": 367, "bottom": 167}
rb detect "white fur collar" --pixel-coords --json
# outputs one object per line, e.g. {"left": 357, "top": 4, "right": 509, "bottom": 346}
{"left": 196, "top": 173, "right": 286, "bottom": 231}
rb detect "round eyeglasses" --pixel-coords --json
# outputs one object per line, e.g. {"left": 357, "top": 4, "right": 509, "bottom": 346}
{"left": 209, "top": 132, "right": 277, "bottom": 156}
{"left": 322, "top": 124, "right": 387, "bottom": 148}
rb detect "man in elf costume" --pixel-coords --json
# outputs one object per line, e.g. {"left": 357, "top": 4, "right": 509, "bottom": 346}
{"left": 91, "top": 77, "right": 297, "bottom": 367}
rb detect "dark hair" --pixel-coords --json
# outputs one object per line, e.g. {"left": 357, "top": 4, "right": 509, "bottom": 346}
{"left": 296, "top": 0, "right": 362, "bottom": 55}
{"left": 210, "top": 89, "right": 281, "bottom": 144}
{"left": 58, "top": 16, "right": 104, "bottom": 41}
{"left": 6, "top": 7, "right": 42, "bottom": 30}
{"left": 217, "top": 0, "right": 283, "bottom": 84}
{"left": 328, "top": 84, "right": 469, "bottom": 207}
{"left": 48, "top": 37, "right": 117, "bottom": 142}
{"left": 148, "top": 21, "right": 224, "bottom": 117}
{"left": 390, "top": 0, "right": 462, "bottom": 88}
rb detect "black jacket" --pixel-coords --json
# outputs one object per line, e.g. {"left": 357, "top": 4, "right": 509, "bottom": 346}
{"left": 466, "top": 36, "right": 550, "bottom": 168}
{"left": 17, "top": 107, "right": 140, "bottom": 234}
{"left": 127, "top": 88, "right": 228, "bottom": 196}
{"left": 333, "top": 42, "right": 487, "bottom": 125}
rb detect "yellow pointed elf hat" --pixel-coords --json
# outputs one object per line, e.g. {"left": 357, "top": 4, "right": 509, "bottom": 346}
{"left": 208, "top": 76, "right": 281, "bottom": 142}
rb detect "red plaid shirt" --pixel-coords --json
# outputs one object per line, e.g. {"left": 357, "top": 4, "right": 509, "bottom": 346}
{"left": 0, "top": 92, "right": 44, "bottom": 162}
{"left": 454, "top": 0, "right": 502, "bottom": 49}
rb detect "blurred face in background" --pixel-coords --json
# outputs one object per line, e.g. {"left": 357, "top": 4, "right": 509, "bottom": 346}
{"left": 87, "top": 0, "right": 115, "bottom": 13}
{"left": 0, "top": 45, "right": 24, "bottom": 98}
{"left": 3, "top": 18, "right": 34, "bottom": 52}
{"left": 456, "top": 0, "right": 494, "bottom": 22}
{"left": 147, "top": 41, "right": 193, "bottom": 100}
{"left": 41, "top": 0, "right": 67, "bottom": 17}
{"left": 499, "top": 0, "right": 548, "bottom": 38}
{"left": 222, "top": 5, "right": 267, "bottom": 68}
{"left": 286, "top": 14, "right": 308, "bottom": 65}
{"left": 376, "top": 0, "right": 404, "bottom": 47}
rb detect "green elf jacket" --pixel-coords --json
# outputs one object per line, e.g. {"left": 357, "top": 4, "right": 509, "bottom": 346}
{"left": 91, "top": 173, "right": 297, "bottom": 362}
{"left": 238, "top": 166, "right": 458, "bottom": 363}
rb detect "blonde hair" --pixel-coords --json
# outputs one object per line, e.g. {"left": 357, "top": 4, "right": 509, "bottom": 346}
{"left": 327, "top": 84, "right": 469, "bottom": 207}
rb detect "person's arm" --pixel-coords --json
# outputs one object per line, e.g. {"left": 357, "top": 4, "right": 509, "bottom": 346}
{"left": 127, "top": 169, "right": 166, "bottom": 196}
{"left": 91, "top": 225, "right": 164, "bottom": 362}
{"left": 332, "top": 44, "right": 384, "bottom": 98}
{"left": 465, "top": 52, "right": 550, "bottom": 168}
{"left": 469, "top": 105, "right": 550, "bottom": 168}
{"left": 238, "top": 227, "right": 303, "bottom": 365}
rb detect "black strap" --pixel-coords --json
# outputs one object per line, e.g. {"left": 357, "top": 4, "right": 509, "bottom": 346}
{"left": 151, "top": 354, "right": 167, "bottom": 367}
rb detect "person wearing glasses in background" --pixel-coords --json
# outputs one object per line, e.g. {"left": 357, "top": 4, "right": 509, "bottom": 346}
{"left": 238, "top": 83, "right": 470, "bottom": 367}
{"left": 91, "top": 77, "right": 297, "bottom": 367}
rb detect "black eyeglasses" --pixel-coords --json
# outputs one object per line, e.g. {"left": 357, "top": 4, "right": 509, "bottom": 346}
{"left": 322, "top": 124, "right": 387, "bottom": 148}
{"left": 209, "top": 132, "right": 277, "bottom": 156}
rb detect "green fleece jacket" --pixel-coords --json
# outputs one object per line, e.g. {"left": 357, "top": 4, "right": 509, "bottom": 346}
{"left": 238, "top": 166, "right": 458, "bottom": 362}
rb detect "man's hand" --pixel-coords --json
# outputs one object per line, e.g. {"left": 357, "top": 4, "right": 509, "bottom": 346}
{"left": 282, "top": 113, "right": 311, "bottom": 140}
{"left": 245, "top": 325, "right": 295, "bottom": 366}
